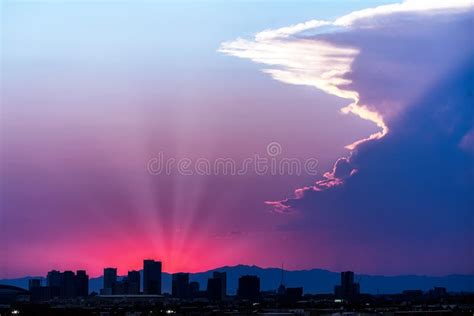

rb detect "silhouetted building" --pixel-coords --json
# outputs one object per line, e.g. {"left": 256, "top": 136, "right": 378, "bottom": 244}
{"left": 109, "top": 270, "right": 141, "bottom": 295}
{"left": 127, "top": 270, "right": 141, "bottom": 295}
{"left": 207, "top": 271, "right": 227, "bottom": 301}
{"left": 28, "top": 279, "right": 41, "bottom": 291}
{"left": 0, "top": 285, "right": 30, "bottom": 305}
{"left": 429, "top": 287, "right": 447, "bottom": 299}
{"left": 46, "top": 270, "right": 63, "bottom": 299}
{"left": 334, "top": 271, "right": 360, "bottom": 300}
{"left": 143, "top": 259, "right": 162, "bottom": 294}
{"left": 213, "top": 271, "right": 227, "bottom": 298}
{"left": 60, "top": 271, "right": 76, "bottom": 298}
{"left": 41, "top": 270, "right": 89, "bottom": 299}
{"left": 75, "top": 270, "right": 89, "bottom": 297}
{"left": 238, "top": 275, "right": 260, "bottom": 301}
{"left": 172, "top": 273, "right": 189, "bottom": 298}
{"left": 189, "top": 281, "right": 200, "bottom": 297}
{"left": 47, "top": 270, "right": 62, "bottom": 288}
{"left": 207, "top": 277, "right": 222, "bottom": 301}
{"left": 102, "top": 268, "right": 117, "bottom": 295}
{"left": 46, "top": 270, "right": 62, "bottom": 299}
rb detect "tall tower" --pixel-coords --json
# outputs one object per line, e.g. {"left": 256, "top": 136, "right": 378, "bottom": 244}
{"left": 143, "top": 259, "right": 162, "bottom": 294}
{"left": 103, "top": 267, "right": 117, "bottom": 294}
{"left": 47, "top": 270, "right": 62, "bottom": 288}
{"left": 335, "top": 271, "right": 360, "bottom": 300}
{"left": 75, "top": 270, "right": 89, "bottom": 297}
{"left": 277, "top": 263, "right": 286, "bottom": 295}
{"left": 127, "top": 270, "right": 141, "bottom": 295}
{"left": 172, "top": 273, "right": 190, "bottom": 298}
{"left": 213, "top": 271, "right": 227, "bottom": 299}
{"left": 237, "top": 275, "right": 260, "bottom": 301}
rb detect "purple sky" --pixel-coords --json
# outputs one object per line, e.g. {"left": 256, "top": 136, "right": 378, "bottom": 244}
{"left": 1, "top": 0, "right": 473, "bottom": 278}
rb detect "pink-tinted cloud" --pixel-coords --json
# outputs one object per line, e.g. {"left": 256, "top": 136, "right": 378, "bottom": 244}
{"left": 221, "top": 3, "right": 474, "bottom": 274}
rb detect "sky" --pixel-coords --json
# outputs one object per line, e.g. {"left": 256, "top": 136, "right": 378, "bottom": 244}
{"left": 1, "top": 0, "right": 473, "bottom": 278}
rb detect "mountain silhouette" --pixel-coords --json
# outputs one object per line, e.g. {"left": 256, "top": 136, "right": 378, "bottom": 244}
{"left": 1, "top": 265, "right": 472, "bottom": 294}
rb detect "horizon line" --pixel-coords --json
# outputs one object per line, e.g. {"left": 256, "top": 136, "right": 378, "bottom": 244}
{"left": 2, "top": 264, "right": 473, "bottom": 280}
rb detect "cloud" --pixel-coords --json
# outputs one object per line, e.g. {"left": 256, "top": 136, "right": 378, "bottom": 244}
{"left": 219, "top": 0, "right": 473, "bottom": 205}
{"left": 219, "top": 1, "right": 474, "bottom": 272}
{"left": 219, "top": 0, "right": 472, "bottom": 150}
{"left": 219, "top": 34, "right": 387, "bottom": 150}
{"left": 255, "top": 20, "right": 330, "bottom": 41}
{"left": 333, "top": 0, "right": 472, "bottom": 27}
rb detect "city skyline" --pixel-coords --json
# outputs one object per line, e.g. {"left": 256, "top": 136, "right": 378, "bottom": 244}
{"left": 2, "top": 260, "right": 470, "bottom": 315}
{"left": 10, "top": 257, "right": 468, "bottom": 297}
{"left": 4, "top": 261, "right": 474, "bottom": 280}
{"left": 2, "top": 261, "right": 473, "bottom": 296}
{"left": 1, "top": 0, "right": 473, "bottom": 280}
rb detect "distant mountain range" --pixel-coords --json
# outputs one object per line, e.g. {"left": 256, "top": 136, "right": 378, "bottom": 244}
{"left": 1, "top": 265, "right": 473, "bottom": 295}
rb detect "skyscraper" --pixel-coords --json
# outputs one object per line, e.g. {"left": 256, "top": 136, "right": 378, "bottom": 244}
{"left": 46, "top": 270, "right": 62, "bottom": 299}
{"left": 47, "top": 270, "right": 62, "bottom": 288}
{"left": 172, "top": 273, "right": 189, "bottom": 298}
{"left": 213, "top": 271, "right": 227, "bottom": 299}
{"left": 143, "top": 259, "right": 162, "bottom": 294}
{"left": 42, "top": 269, "right": 89, "bottom": 299}
{"left": 207, "top": 277, "right": 222, "bottom": 301}
{"left": 127, "top": 270, "right": 141, "bottom": 295}
{"left": 334, "top": 271, "right": 360, "bottom": 300}
{"left": 75, "top": 270, "right": 89, "bottom": 297}
{"left": 103, "top": 267, "right": 117, "bottom": 295}
{"left": 61, "top": 270, "right": 76, "bottom": 298}
{"left": 207, "top": 271, "right": 226, "bottom": 301}
{"left": 237, "top": 275, "right": 260, "bottom": 301}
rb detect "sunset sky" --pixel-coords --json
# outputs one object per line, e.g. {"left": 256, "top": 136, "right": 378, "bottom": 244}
{"left": 1, "top": 0, "right": 473, "bottom": 278}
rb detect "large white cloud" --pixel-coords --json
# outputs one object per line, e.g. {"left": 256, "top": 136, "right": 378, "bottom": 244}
{"left": 219, "top": 0, "right": 472, "bottom": 150}
{"left": 218, "top": 0, "right": 474, "bottom": 272}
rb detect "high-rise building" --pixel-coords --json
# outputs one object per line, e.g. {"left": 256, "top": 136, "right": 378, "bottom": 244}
{"left": 61, "top": 271, "right": 76, "bottom": 298}
{"left": 334, "top": 271, "right": 360, "bottom": 300}
{"left": 213, "top": 271, "right": 227, "bottom": 299}
{"left": 127, "top": 270, "right": 141, "bottom": 295}
{"left": 75, "top": 270, "right": 89, "bottom": 297}
{"left": 47, "top": 270, "right": 62, "bottom": 288}
{"left": 103, "top": 268, "right": 117, "bottom": 295}
{"left": 237, "top": 275, "right": 260, "bottom": 301}
{"left": 143, "top": 260, "right": 162, "bottom": 294}
{"left": 172, "top": 273, "right": 189, "bottom": 298}
{"left": 45, "top": 270, "right": 61, "bottom": 299}
{"left": 342, "top": 271, "right": 354, "bottom": 288}
{"left": 207, "top": 277, "right": 222, "bottom": 301}
{"left": 43, "top": 270, "right": 89, "bottom": 299}
{"left": 207, "top": 271, "right": 226, "bottom": 301}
